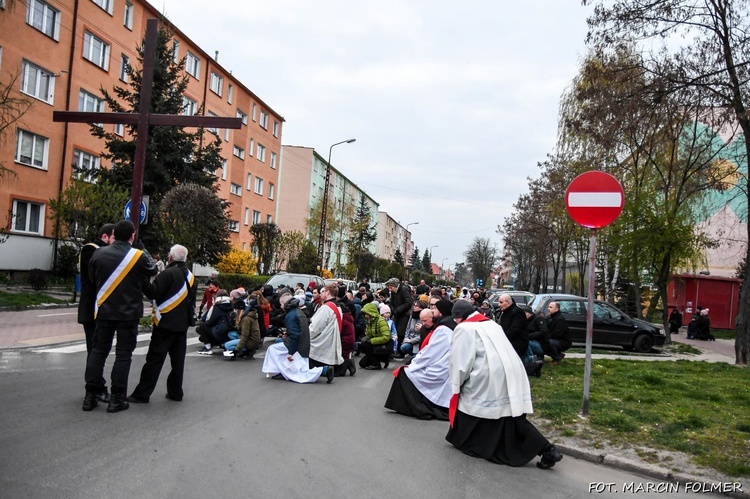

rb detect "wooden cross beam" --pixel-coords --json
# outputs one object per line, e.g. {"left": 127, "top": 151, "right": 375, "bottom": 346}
{"left": 53, "top": 18, "right": 242, "bottom": 239}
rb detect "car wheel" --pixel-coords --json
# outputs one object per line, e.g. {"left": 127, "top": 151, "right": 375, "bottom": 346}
{"left": 632, "top": 334, "right": 654, "bottom": 353}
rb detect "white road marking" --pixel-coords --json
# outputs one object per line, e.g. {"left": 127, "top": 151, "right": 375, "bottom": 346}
{"left": 37, "top": 312, "right": 78, "bottom": 317}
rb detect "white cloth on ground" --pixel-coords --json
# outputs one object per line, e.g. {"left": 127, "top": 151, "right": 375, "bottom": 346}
{"left": 261, "top": 342, "right": 322, "bottom": 383}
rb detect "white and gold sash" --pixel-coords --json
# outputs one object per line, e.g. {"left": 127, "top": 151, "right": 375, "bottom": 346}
{"left": 94, "top": 247, "right": 143, "bottom": 318}
{"left": 152, "top": 270, "right": 194, "bottom": 325}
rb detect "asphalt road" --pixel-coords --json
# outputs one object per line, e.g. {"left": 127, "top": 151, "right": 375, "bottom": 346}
{"left": 0, "top": 336, "right": 709, "bottom": 499}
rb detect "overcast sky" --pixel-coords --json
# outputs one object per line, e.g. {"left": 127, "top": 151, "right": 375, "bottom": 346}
{"left": 159, "top": 0, "right": 592, "bottom": 273}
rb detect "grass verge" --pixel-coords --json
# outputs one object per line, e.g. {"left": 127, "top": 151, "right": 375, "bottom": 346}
{"left": 712, "top": 329, "right": 736, "bottom": 340}
{"left": 531, "top": 358, "right": 750, "bottom": 477}
{"left": 0, "top": 291, "right": 67, "bottom": 308}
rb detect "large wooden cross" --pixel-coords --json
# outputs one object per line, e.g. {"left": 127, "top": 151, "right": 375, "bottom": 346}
{"left": 53, "top": 18, "right": 241, "bottom": 238}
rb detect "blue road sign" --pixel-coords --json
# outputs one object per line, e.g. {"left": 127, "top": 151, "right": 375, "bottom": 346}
{"left": 124, "top": 199, "right": 147, "bottom": 224}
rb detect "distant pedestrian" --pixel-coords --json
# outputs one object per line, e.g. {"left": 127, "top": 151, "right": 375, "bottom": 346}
{"left": 668, "top": 308, "right": 683, "bottom": 335}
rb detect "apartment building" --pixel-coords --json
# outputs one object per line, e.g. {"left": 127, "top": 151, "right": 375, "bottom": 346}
{"left": 0, "top": 0, "right": 283, "bottom": 271}
{"left": 277, "top": 145, "right": 378, "bottom": 273}
{"left": 375, "top": 211, "right": 414, "bottom": 263}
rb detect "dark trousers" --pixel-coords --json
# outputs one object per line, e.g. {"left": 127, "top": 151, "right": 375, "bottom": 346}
{"left": 84, "top": 319, "right": 139, "bottom": 395}
{"left": 547, "top": 339, "right": 570, "bottom": 362}
{"left": 131, "top": 325, "right": 187, "bottom": 401}
{"left": 82, "top": 321, "right": 96, "bottom": 357}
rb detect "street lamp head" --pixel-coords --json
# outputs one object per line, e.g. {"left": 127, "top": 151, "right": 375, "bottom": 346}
{"left": 346, "top": 138, "right": 356, "bottom": 143}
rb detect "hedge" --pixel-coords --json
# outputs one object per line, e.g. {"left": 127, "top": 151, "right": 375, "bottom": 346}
{"left": 216, "top": 274, "right": 270, "bottom": 292}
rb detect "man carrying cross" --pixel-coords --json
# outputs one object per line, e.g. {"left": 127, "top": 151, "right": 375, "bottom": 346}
{"left": 83, "top": 220, "right": 158, "bottom": 413}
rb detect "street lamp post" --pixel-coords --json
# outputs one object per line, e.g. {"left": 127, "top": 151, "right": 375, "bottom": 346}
{"left": 441, "top": 258, "right": 448, "bottom": 280}
{"left": 402, "top": 221, "right": 419, "bottom": 281}
{"left": 318, "top": 138, "right": 355, "bottom": 276}
{"left": 428, "top": 245, "right": 438, "bottom": 277}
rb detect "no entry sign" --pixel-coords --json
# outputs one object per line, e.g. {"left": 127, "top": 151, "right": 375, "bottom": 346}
{"left": 565, "top": 171, "right": 624, "bottom": 229}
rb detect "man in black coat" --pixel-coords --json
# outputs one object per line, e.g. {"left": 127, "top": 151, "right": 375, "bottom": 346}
{"left": 77, "top": 223, "right": 114, "bottom": 402}
{"left": 547, "top": 301, "right": 571, "bottom": 364}
{"left": 129, "top": 244, "right": 197, "bottom": 404}
{"left": 83, "top": 220, "right": 157, "bottom": 413}
{"left": 498, "top": 294, "right": 529, "bottom": 358}
{"left": 385, "top": 277, "right": 414, "bottom": 353}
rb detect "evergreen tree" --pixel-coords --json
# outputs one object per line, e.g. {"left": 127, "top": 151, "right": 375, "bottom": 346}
{"left": 346, "top": 194, "right": 377, "bottom": 257}
{"left": 288, "top": 241, "right": 319, "bottom": 274}
{"left": 93, "top": 24, "right": 224, "bottom": 250}
{"left": 421, "top": 248, "right": 431, "bottom": 272}
{"left": 393, "top": 248, "right": 404, "bottom": 266}
{"left": 410, "top": 246, "right": 422, "bottom": 270}
{"left": 249, "top": 222, "right": 281, "bottom": 275}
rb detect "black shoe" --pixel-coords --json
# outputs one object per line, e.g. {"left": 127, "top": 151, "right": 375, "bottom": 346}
{"left": 127, "top": 394, "right": 149, "bottom": 404}
{"left": 271, "top": 374, "right": 285, "bottom": 380}
{"left": 325, "top": 367, "right": 334, "bottom": 384}
{"left": 165, "top": 393, "right": 182, "bottom": 402}
{"left": 383, "top": 360, "right": 389, "bottom": 369}
{"left": 96, "top": 390, "right": 111, "bottom": 403}
{"left": 534, "top": 361, "right": 544, "bottom": 378}
{"left": 82, "top": 392, "right": 98, "bottom": 412}
{"left": 537, "top": 445, "right": 563, "bottom": 469}
{"left": 107, "top": 393, "right": 129, "bottom": 413}
{"left": 364, "top": 364, "right": 382, "bottom": 370}
{"left": 347, "top": 360, "right": 356, "bottom": 377}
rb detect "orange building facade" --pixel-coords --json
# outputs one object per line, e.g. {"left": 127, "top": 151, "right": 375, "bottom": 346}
{"left": 0, "top": 0, "right": 283, "bottom": 271}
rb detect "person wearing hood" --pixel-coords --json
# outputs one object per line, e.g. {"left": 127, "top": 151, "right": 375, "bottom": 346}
{"left": 384, "top": 302, "right": 454, "bottom": 421}
{"left": 196, "top": 290, "right": 234, "bottom": 355}
{"left": 446, "top": 300, "right": 563, "bottom": 470}
{"left": 224, "top": 298, "right": 262, "bottom": 359}
{"left": 359, "top": 302, "right": 393, "bottom": 370}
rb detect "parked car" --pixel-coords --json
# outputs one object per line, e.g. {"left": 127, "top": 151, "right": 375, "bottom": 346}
{"left": 529, "top": 293, "right": 666, "bottom": 353}
{"left": 487, "top": 291, "right": 536, "bottom": 316}
{"left": 325, "top": 278, "right": 358, "bottom": 292}
{"left": 265, "top": 273, "right": 326, "bottom": 291}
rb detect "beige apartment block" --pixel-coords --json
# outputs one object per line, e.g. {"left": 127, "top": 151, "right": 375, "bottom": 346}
{"left": 277, "top": 145, "right": 378, "bottom": 274}
{"left": 0, "top": 0, "right": 283, "bottom": 272}
{"left": 376, "top": 211, "right": 414, "bottom": 263}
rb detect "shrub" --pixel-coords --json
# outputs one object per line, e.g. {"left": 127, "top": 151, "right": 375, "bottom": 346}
{"left": 27, "top": 269, "right": 48, "bottom": 291}
{"left": 215, "top": 247, "right": 258, "bottom": 275}
{"left": 54, "top": 245, "right": 79, "bottom": 279}
{"left": 218, "top": 273, "right": 269, "bottom": 292}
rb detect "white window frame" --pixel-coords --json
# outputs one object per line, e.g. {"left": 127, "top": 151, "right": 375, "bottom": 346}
{"left": 73, "top": 149, "right": 100, "bottom": 182}
{"left": 206, "top": 111, "right": 219, "bottom": 135}
{"left": 26, "top": 0, "right": 61, "bottom": 40}
{"left": 185, "top": 52, "right": 200, "bottom": 78}
{"left": 268, "top": 183, "right": 275, "bottom": 200}
{"left": 236, "top": 109, "right": 247, "bottom": 125}
{"left": 92, "top": 0, "right": 114, "bottom": 15}
{"left": 246, "top": 173, "right": 252, "bottom": 190}
{"left": 210, "top": 71, "right": 223, "bottom": 96}
{"left": 78, "top": 89, "right": 104, "bottom": 127}
{"left": 254, "top": 177, "right": 264, "bottom": 196}
{"left": 228, "top": 220, "right": 239, "bottom": 233}
{"left": 119, "top": 53, "right": 129, "bottom": 82}
{"left": 252, "top": 103, "right": 257, "bottom": 122}
{"left": 230, "top": 183, "right": 242, "bottom": 196}
{"left": 123, "top": 1, "right": 134, "bottom": 29}
{"left": 172, "top": 40, "right": 180, "bottom": 62}
{"left": 220, "top": 159, "right": 227, "bottom": 180}
{"left": 244, "top": 208, "right": 250, "bottom": 225}
{"left": 83, "top": 31, "right": 110, "bottom": 71}
{"left": 224, "top": 127, "right": 230, "bottom": 142}
{"left": 15, "top": 129, "right": 49, "bottom": 170}
{"left": 232, "top": 145, "right": 245, "bottom": 159}
{"left": 11, "top": 200, "right": 45, "bottom": 235}
{"left": 256, "top": 143, "right": 266, "bottom": 163}
{"left": 248, "top": 138, "right": 254, "bottom": 156}
{"left": 20, "top": 60, "right": 55, "bottom": 104}
{"left": 182, "top": 96, "right": 198, "bottom": 116}
{"left": 259, "top": 110, "right": 269, "bottom": 129}
{"left": 114, "top": 123, "right": 124, "bottom": 136}
{"left": 252, "top": 210, "right": 261, "bottom": 225}
{"left": 270, "top": 151, "right": 277, "bottom": 169}
{"left": 267, "top": 214, "right": 273, "bottom": 224}
{"left": 273, "top": 121, "right": 279, "bottom": 138}
{"left": 227, "top": 84, "right": 234, "bottom": 104}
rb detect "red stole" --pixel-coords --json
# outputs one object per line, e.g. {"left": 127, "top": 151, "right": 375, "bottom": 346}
{"left": 449, "top": 312, "right": 488, "bottom": 427}
{"left": 324, "top": 300, "right": 342, "bottom": 331}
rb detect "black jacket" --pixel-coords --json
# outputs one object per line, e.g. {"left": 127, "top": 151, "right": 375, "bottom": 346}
{"left": 548, "top": 310, "right": 571, "bottom": 348}
{"left": 527, "top": 313, "right": 550, "bottom": 350}
{"left": 89, "top": 240, "right": 157, "bottom": 321}
{"left": 500, "top": 303, "right": 529, "bottom": 357}
{"left": 77, "top": 237, "right": 108, "bottom": 324}
{"left": 144, "top": 261, "right": 197, "bottom": 331}
{"left": 389, "top": 283, "right": 414, "bottom": 336}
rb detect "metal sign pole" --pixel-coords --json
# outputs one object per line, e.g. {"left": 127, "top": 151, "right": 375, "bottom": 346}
{"left": 581, "top": 228, "right": 597, "bottom": 416}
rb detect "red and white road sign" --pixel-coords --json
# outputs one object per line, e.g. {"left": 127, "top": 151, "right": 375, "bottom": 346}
{"left": 565, "top": 171, "right": 624, "bottom": 229}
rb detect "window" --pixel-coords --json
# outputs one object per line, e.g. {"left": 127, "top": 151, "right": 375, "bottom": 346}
{"left": 119, "top": 54, "right": 129, "bottom": 82}
{"left": 114, "top": 123, "right": 123, "bottom": 136}
{"left": 244, "top": 208, "right": 250, "bottom": 225}
{"left": 232, "top": 145, "right": 245, "bottom": 159}
{"left": 252, "top": 210, "right": 261, "bottom": 225}
{"left": 83, "top": 31, "right": 110, "bottom": 71}
{"left": 220, "top": 159, "right": 227, "bottom": 180}
{"left": 182, "top": 96, "right": 198, "bottom": 116}
{"left": 92, "top": 0, "right": 113, "bottom": 14}
{"left": 254, "top": 177, "right": 264, "bottom": 195}
{"left": 21, "top": 60, "right": 54, "bottom": 104}
{"left": 248, "top": 138, "right": 254, "bottom": 156}
{"left": 252, "top": 103, "right": 257, "bottom": 122}
{"left": 268, "top": 183, "right": 275, "bottom": 200}
{"left": 273, "top": 121, "right": 279, "bottom": 138}
{"left": 185, "top": 52, "right": 200, "bottom": 78}
{"left": 15, "top": 129, "right": 49, "bottom": 169}
{"left": 246, "top": 173, "right": 252, "bottom": 190}
{"left": 123, "top": 1, "right": 133, "bottom": 29}
{"left": 256, "top": 143, "right": 266, "bottom": 162}
{"left": 78, "top": 90, "right": 104, "bottom": 127}
{"left": 227, "top": 84, "right": 233, "bottom": 104}
{"left": 11, "top": 200, "right": 45, "bottom": 234}
{"left": 172, "top": 40, "right": 180, "bottom": 62}
{"left": 270, "top": 151, "right": 277, "bottom": 169}
{"left": 266, "top": 214, "right": 273, "bottom": 224}
{"left": 236, "top": 109, "right": 247, "bottom": 125}
{"left": 558, "top": 300, "right": 585, "bottom": 316}
{"left": 259, "top": 110, "right": 269, "bottom": 129}
{"left": 210, "top": 72, "right": 223, "bottom": 96}
{"left": 206, "top": 111, "right": 219, "bottom": 135}
{"left": 224, "top": 128, "right": 230, "bottom": 142}
{"left": 26, "top": 0, "right": 61, "bottom": 40}
{"left": 228, "top": 220, "right": 239, "bottom": 232}
{"left": 73, "top": 149, "right": 100, "bottom": 182}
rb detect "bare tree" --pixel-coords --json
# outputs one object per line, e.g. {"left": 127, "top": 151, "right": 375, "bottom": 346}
{"left": 464, "top": 237, "right": 498, "bottom": 287}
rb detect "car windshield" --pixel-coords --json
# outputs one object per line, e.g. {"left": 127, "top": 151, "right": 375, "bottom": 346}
{"left": 266, "top": 274, "right": 315, "bottom": 289}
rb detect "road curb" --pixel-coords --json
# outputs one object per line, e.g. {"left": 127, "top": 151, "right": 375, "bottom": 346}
{"left": 557, "top": 444, "right": 749, "bottom": 498}
{"left": 0, "top": 302, "right": 78, "bottom": 313}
